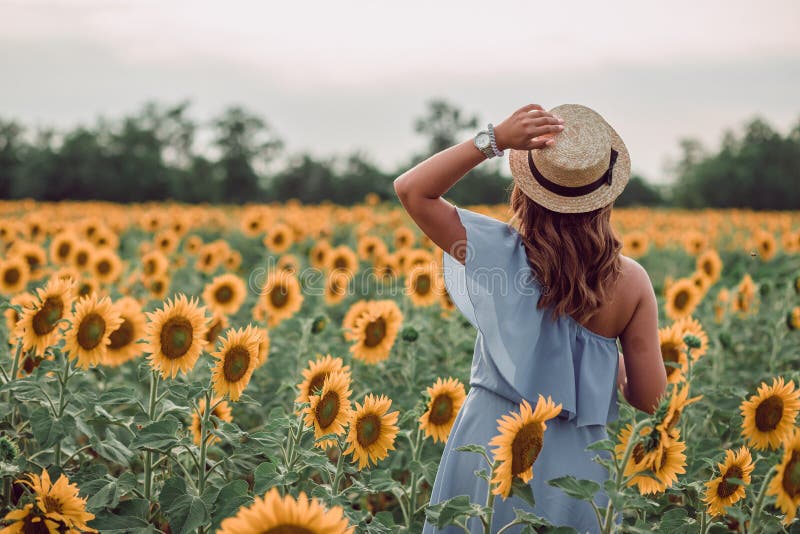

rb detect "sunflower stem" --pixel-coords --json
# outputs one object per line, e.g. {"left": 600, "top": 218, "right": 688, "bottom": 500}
{"left": 483, "top": 459, "right": 500, "bottom": 534}
{"left": 54, "top": 353, "right": 72, "bottom": 467}
{"left": 143, "top": 370, "right": 160, "bottom": 502}
{"left": 602, "top": 418, "right": 650, "bottom": 534}
{"left": 198, "top": 388, "right": 212, "bottom": 495}
{"left": 748, "top": 464, "right": 776, "bottom": 534}
{"left": 331, "top": 437, "right": 346, "bottom": 496}
{"left": 4, "top": 338, "right": 24, "bottom": 425}
{"left": 404, "top": 426, "right": 424, "bottom": 530}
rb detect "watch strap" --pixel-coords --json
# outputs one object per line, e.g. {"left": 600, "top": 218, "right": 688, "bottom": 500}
{"left": 488, "top": 123, "right": 504, "bottom": 157}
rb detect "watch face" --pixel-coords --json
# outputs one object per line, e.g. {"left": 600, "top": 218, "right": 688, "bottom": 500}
{"left": 476, "top": 132, "right": 490, "bottom": 148}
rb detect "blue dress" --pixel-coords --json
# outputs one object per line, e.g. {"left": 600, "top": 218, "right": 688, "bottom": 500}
{"left": 423, "top": 207, "right": 620, "bottom": 534}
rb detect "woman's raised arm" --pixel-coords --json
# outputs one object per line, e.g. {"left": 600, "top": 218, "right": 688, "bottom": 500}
{"left": 393, "top": 104, "right": 563, "bottom": 264}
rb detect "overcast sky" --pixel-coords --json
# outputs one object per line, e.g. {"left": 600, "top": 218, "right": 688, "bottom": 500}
{"left": 1, "top": 0, "right": 799, "bottom": 183}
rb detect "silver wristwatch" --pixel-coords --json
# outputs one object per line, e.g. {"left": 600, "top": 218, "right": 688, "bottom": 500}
{"left": 473, "top": 129, "right": 495, "bottom": 159}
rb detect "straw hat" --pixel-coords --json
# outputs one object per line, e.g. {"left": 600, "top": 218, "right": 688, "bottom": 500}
{"left": 509, "top": 104, "right": 630, "bottom": 214}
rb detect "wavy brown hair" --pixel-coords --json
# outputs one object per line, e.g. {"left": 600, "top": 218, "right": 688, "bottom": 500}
{"left": 509, "top": 184, "right": 623, "bottom": 324}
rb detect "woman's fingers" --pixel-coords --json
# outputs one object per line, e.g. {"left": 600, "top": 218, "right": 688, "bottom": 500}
{"left": 527, "top": 137, "right": 553, "bottom": 150}
{"left": 528, "top": 124, "right": 564, "bottom": 138}
{"left": 518, "top": 103, "right": 544, "bottom": 114}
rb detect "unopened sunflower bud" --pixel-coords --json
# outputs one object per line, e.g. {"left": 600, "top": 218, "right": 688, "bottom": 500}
{"left": 239, "top": 432, "right": 250, "bottom": 444}
{"left": 683, "top": 334, "right": 702, "bottom": 349}
{"left": 311, "top": 316, "right": 327, "bottom": 334}
{"left": 401, "top": 326, "right": 418, "bottom": 343}
{"left": 0, "top": 436, "right": 19, "bottom": 462}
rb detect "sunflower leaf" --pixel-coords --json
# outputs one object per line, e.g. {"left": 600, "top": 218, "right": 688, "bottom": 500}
{"left": 129, "top": 418, "right": 180, "bottom": 451}
{"left": 547, "top": 475, "right": 600, "bottom": 502}
{"left": 510, "top": 477, "right": 536, "bottom": 508}
{"left": 511, "top": 508, "right": 554, "bottom": 528}
{"left": 424, "top": 495, "right": 480, "bottom": 528}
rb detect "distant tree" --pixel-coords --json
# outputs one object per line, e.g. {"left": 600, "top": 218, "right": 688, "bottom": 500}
{"left": 0, "top": 120, "right": 24, "bottom": 198}
{"left": 213, "top": 107, "right": 283, "bottom": 203}
{"left": 671, "top": 116, "right": 800, "bottom": 209}
{"left": 413, "top": 99, "right": 479, "bottom": 159}
{"left": 614, "top": 174, "right": 664, "bottom": 207}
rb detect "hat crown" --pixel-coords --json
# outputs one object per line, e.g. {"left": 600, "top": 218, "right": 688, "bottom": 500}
{"left": 532, "top": 104, "right": 612, "bottom": 187}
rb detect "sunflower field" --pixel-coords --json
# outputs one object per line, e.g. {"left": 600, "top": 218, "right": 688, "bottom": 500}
{"left": 0, "top": 197, "right": 799, "bottom": 534}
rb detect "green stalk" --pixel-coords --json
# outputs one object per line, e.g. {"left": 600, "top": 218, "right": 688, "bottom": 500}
{"left": 54, "top": 354, "right": 72, "bottom": 467}
{"left": 143, "top": 370, "right": 160, "bottom": 501}
{"left": 749, "top": 465, "right": 777, "bottom": 534}
{"left": 7, "top": 337, "right": 22, "bottom": 386}
{"left": 404, "top": 427, "right": 423, "bottom": 531}
{"left": 198, "top": 388, "right": 212, "bottom": 495}
{"left": 602, "top": 418, "right": 650, "bottom": 534}
{"left": 330, "top": 437, "right": 346, "bottom": 496}
{"left": 483, "top": 459, "right": 500, "bottom": 534}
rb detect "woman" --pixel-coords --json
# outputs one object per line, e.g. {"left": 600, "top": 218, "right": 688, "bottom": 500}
{"left": 394, "top": 103, "right": 667, "bottom": 533}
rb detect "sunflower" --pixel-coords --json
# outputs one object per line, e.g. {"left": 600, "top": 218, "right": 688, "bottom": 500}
{"left": 202, "top": 273, "right": 247, "bottom": 316}
{"left": 405, "top": 263, "right": 441, "bottom": 307}
{"left": 348, "top": 300, "right": 403, "bottom": 364}
{"left": 622, "top": 232, "right": 649, "bottom": 259}
{"left": 326, "top": 246, "right": 359, "bottom": 279}
{"left": 393, "top": 227, "right": 415, "bottom": 249}
{"left": 4, "top": 292, "right": 36, "bottom": 344}
{"left": 309, "top": 240, "right": 332, "bottom": 270}
{"left": 63, "top": 294, "right": 123, "bottom": 370}
{"left": 195, "top": 243, "right": 223, "bottom": 274}
{"left": 5, "top": 469, "right": 95, "bottom": 532}
{"left": 154, "top": 230, "right": 180, "bottom": 255}
{"left": 343, "top": 393, "right": 400, "bottom": 470}
{"left": 766, "top": 428, "right": 800, "bottom": 525}
{"left": 91, "top": 249, "right": 123, "bottom": 284}
{"left": 732, "top": 273, "right": 757, "bottom": 316}
{"left": 190, "top": 396, "right": 233, "bottom": 446}
{"left": 91, "top": 225, "right": 118, "bottom": 250}
{"left": 184, "top": 235, "right": 203, "bottom": 254}
{"left": 664, "top": 278, "right": 701, "bottom": 321}
{"left": 753, "top": 230, "right": 777, "bottom": 261}
{"left": 48, "top": 231, "right": 79, "bottom": 265}
{"left": 204, "top": 311, "right": 229, "bottom": 348}
{"left": 616, "top": 423, "right": 667, "bottom": 480}
{"left": 256, "top": 271, "right": 304, "bottom": 327}
{"left": 740, "top": 377, "right": 800, "bottom": 451}
{"left": 9, "top": 242, "right": 47, "bottom": 281}
{"left": 655, "top": 383, "right": 702, "bottom": 437}
{"left": 659, "top": 323, "right": 688, "bottom": 384}
{"left": 277, "top": 254, "right": 300, "bottom": 274}
{"left": 488, "top": 395, "right": 562, "bottom": 499}
{"left": 141, "top": 250, "right": 169, "bottom": 279}
{"left": 324, "top": 271, "right": 351, "bottom": 306}
{"left": 18, "top": 278, "right": 75, "bottom": 355}
{"left": 402, "top": 249, "right": 435, "bottom": 275}
{"left": 240, "top": 209, "right": 267, "bottom": 237}
{"left": 224, "top": 250, "right": 242, "bottom": 271}
{"left": 264, "top": 223, "right": 294, "bottom": 254}
{"left": 145, "top": 294, "right": 209, "bottom": 379}
{"left": 210, "top": 326, "right": 261, "bottom": 401}
{"left": 248, "top": 325, "right": 270, "bottom": 367}
{"left": 0, "top": 256, "right": 30, "bottom": 295}
{"left": 146, "top": 274, "right": 170, "bottom": 301}
{"left": 696, "top": 249, "right": 723, "bottom": 285}
{"left": 690, "top": 270, "right": 712, "bottom": 297}
{"left": 672, "top": 316, "right": 709, "bottom": 360}
{"left": 75, "top": 277, "right": 99, "bottom": 300}
{"left": 703, "top": 446, "right": 754, "bottom": 517}
{"left": 70, "top": 240, "right": 95, "bottom": 272}
{"left": 714, "top": 288, "right": 730, "bottom": 324}
{"left": 683, "top": 231, "right": 708, "bottom": 256}
{"left": 304, "top": 370, "right": 353, "bottom": 449}
{"left": 217, "top": 487, "right": 354, "bottom": 534}
{"left": 104, "top": 297, "right": 147, "bottom": 367}
{"left": 296, "top": 354, "right": 352, "bottom": 405}
{"left": 418, "top": 377, "right": 467, "bottom": 444}
{"left": 342, "top": 301, "right": 371, "bottom": 341}
{"left": 788, "top": 307, "right": 800, "bottom": 331}
{"left": 357, "top": 235, "right": 387, "bottom": 261}
{"left": 618, "top": 426, "right": 687, "bottom": 495}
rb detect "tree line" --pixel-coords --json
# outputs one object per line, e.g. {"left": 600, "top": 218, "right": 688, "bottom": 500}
{"left": 0, "top": 100, "right": 797, "bottom": 209}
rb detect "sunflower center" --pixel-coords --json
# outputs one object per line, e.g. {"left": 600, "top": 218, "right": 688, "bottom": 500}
{"left": 76, "top": 251, "right": 88, "bottom": 267}
{"left": 144, "top": 259, "right": 156, "bottom": 275}
{"left": 206, "top": 320, "right": 223, "bottom": 344}
{"left": 308, "top": 373, "right": 327, "bottom": 397}
{"left": 32, "top": 297, "right": 64, "bottom": 336}
{"left": 754, "top": 395, "right": 784, "bottom": 432}
{"left": 334, "top": 257, "right": 348, "bottom": 270}
{"left": 356, "top": 414, "right": 381, "bottom": 447}
{"left": 269, "top": 285, "right": 289, "bottom": 308}
{"left": 415, "top": 274, "right": 431, "bottom": 295}
{"left": 783, "top": 450, "right": 800, "bottom": 498}
{"left": 3, "top": 267, "right": 20, "bottom": 285}
{"left": 160, "top": 317, "right": 193, "bottom": 359}
{"left": 109, "top": 318, "right": 134, "bottom": 350}
{"left": 364, "top": 318, "right": 386, "bottom": 348}
{"left": 702, "top": 261, "right": 713, "bottom": 276}
{"left": 41, "top": 494, "right": 64, "bottom": 514}
{"left": 97, "top": 259, "right": 111, "bottom": 274}
{"left": 717, "top": 465, "right": 744, "bottom": 498}
{"left": 661, "top": 342, "right": 681, "bottom": 377}
{"left": 263, "top": 526, "right": 315, "bottom": 534}
{"left": 673, "top": 290, "right": 690, "bottom": 311}
{"left": 273, "top": 233, "right": 284, "bottom": 245}
{"left": 57, "top": 242, "right": 71, "bottom": 259}
{"left": 78, "top": 282, "right": 92, "bottom": 297}
{"left": 77, "top": 313, "right": 106, "bottom": 350}
{"left": 214, "top": 285, "right": 234, "bottom": 303}
{"left": 222, "top": 345, "right": 251, "bottom": 382}
{"left": 510, "top": 423, "right": 544, "bottom": 477}
{"left": 428, "top": 394, "right": 454, "bottom": 425}
{"left": 25, "top": 254, "right": 40, "bottom": 272}
{"left": 315, "top": 391, "right": 340, "bottom": 428}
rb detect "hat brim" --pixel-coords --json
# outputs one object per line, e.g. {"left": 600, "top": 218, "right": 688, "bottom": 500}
{"left": 509, "top": 119, "right": 631, "bottom": 214}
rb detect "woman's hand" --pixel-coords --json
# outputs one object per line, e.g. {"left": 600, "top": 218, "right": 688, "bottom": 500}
{"left": 494, "top": 104, "right": 564, "bottom": 151}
